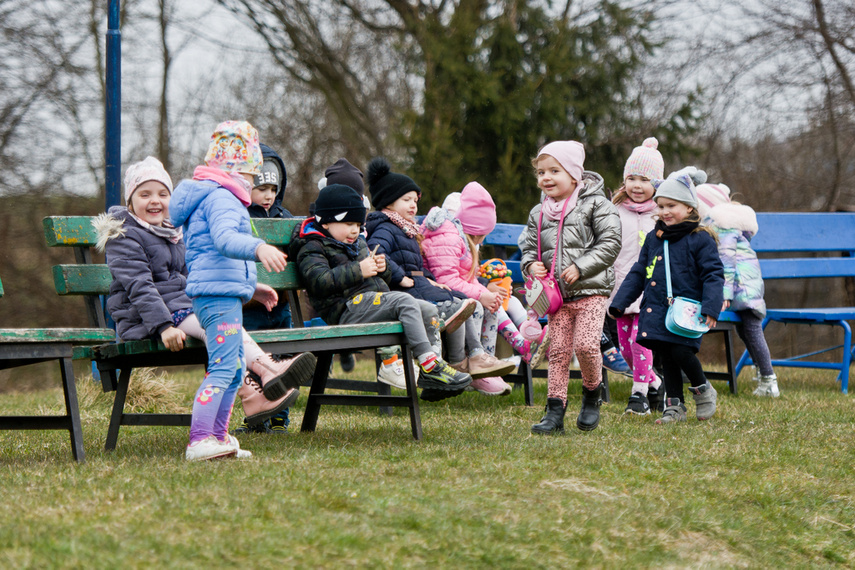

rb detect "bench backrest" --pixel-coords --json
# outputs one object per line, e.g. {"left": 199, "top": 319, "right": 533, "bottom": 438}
{"left": 43, "top": 216, "right": 307, "bottom": 328}
{"left": 483, "top": 213, "right": 855, "bottom": 282}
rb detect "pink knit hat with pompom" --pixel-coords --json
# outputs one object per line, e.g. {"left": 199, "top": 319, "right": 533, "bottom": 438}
{"left": 623, "top": 137, "right": 664, "bottom": 181}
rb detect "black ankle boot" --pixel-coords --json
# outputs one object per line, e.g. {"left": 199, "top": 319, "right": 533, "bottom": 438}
{"left": 577, "top": 384, "right": 602, "bottom": 431}
{"left": 531, "top": 398, "right": 566, "bottom": 435}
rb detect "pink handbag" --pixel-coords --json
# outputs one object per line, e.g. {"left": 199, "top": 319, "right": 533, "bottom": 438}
{"left": 524, "top": 198, "right": 569, "bottom": 318}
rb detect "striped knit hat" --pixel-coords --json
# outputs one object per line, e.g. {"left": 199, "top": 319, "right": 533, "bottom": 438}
{"left": 696, "top": 183, "right": 732, "bottom": 219}
{"left": 623, "top": 137, "right": 664, "bottom": 181}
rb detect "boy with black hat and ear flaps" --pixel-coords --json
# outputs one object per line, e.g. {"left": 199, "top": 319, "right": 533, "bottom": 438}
{"left": 291, "top": 184, "right": 473, "bottom": 400}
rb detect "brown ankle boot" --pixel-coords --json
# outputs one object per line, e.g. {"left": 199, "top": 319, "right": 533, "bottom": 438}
{"left": 238, "top": 374, "right": 300, "bottom": 426}
{"left": 248, "top": 352, "right": 317, "bottom": 400}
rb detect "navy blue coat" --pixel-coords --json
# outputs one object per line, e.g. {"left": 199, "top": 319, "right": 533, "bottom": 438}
{"left": 365, "top": 211, "right": 459, "bottom": 304}
{"left": 247, "top": 144, "right": 294, "bottom": 219}
{"left": 611, "top": 227, "right": 724, "bottom": 350}
{"left": 99, "top": 208, "right": 192, "bottom": 340}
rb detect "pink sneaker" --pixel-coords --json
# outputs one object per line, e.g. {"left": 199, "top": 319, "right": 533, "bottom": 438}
{"left": 468, "top": 376, "right": 512, "bottom": 396}
{"left": 520, "top": 326, "right": 549, "bottom": 367}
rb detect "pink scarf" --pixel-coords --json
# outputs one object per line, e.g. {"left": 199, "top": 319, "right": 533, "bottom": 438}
{"left": 382, "top": 209, "right": 420, "bottom": 239}
{"left": 192, "top": 165, "right": 251, "bottom": 206}
{"left": 621, "top": 197, "right": 657, "bottom": 213}
{"left": 541, "top": 184, "right": 583, "bottom": 221}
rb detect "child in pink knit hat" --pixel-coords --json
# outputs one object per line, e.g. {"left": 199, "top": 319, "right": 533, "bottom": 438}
{"left": 609, "top": 137, "right": 666, "bottom": 416}
{"left": 521, "top": 140, "right": 621, "bottom": 434}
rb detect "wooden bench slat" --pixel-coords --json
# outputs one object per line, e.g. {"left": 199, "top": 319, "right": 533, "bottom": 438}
{"left": 0, "top": 328, "right": 116, "bottom": 343}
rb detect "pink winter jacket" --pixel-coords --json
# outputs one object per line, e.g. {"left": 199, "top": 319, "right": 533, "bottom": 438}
{"left": 608, "top": 201, "right": 657, "bottom": 314}
{"left": 420, "top": 207, "right": 489, "bottom": 300}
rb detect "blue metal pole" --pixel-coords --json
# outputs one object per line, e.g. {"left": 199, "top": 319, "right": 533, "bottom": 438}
{"left": 105, "top": 0, "right": 121, "bottom": 211}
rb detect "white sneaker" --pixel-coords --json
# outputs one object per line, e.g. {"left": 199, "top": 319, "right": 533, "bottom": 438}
{"left": 185, "top": 435, "right": 237, "bottom": 462}
{"left": 753, "top": 375, "right": 780, "bottom": 397}
{"left": 378, "top": 357, "right": 407, "bottom": 389}
{"left": 227, "top": 435, "right": 253, "bottom": 459}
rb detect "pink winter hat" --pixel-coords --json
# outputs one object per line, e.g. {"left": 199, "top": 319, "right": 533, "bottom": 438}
{"left": 124, "top": 156, "right": 173, "bottom": 203}
{"left": 537, "top": 140, "right": 585, "bottom": 182}
{"left": 204, "top": 120, "right": 263, "bottom": 175}
{"left": 455, "top": 182, "right": 497, "bottom": 236}
{"left": 624, "top": 137, "right": 664, "bottom": 181}
{"left": 696, "top": 183, "right": 732, "bottom": 219}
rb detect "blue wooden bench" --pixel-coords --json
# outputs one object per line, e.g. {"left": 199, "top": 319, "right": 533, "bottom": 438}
{"left": 0, "top": 274, "right": 115, "bottom": 461}
{"left": 43, "top": 216, "right": 422, "bottom": 450}
{"left": 485, "top": 213, "right": 855, "bottom": 394}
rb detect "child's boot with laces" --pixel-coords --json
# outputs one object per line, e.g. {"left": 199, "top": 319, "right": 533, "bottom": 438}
{"left": 248, "top": 352, "right": 317, "bottom": 400}
{"left": 238, "top": 373, "right": 300, "bottom": 426}
{"left": 689, "top": 381, "right": 717, "bottom": 420}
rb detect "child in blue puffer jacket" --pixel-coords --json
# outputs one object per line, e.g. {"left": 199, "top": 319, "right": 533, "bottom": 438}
{"left": 170, "top": 121, "right": 315, "bottom": 462}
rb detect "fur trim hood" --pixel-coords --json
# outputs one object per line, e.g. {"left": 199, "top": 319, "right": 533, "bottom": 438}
{"left": 92, "top": 207, "right": 129, "bottom": 252}
{"left": 706, "top": 203, "right": 758, "bottom": 237}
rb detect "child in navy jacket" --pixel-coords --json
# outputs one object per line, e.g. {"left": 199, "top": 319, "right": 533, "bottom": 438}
{"left": 610, "top": 167, "right": 725, "bottom": 424}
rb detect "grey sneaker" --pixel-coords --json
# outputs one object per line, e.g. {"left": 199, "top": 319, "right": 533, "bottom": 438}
{"left": 655, "top": 398, "right": 687, "bottom": 424}
{"left": 689, "top": 381, "right": 718, "bottom": 420}
{"left": 753, "top": 375, "right": 780, "bottom": 397}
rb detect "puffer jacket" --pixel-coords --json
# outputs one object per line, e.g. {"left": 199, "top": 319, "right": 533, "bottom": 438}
{"left": 94, "top": 207, "right": 191, "bottom": 340}
{"left": 420, "top": 207, "right": 489, "bottom": 301}
{"left": 247, "top": 144, "right": 294, "bottom": 219}
{"left": 611, "top": 225, "right": 724, "bottom": 350}
{"left": 366, "top": 211, "right": 459, "bottom": 304}
{"left": 169, "top": 178, "right": 264, "bottom": 303}
{"left": 520, "top": 171, "right": 622, "bottom": 299}
{"left": 608, "top": 200, "right": 658, "bottom": 313}
{"left": 703, "top": 203, "right": 766, "bottom": 318}
{"left": 290, "top": 218, "right": 392, "bottom": 325}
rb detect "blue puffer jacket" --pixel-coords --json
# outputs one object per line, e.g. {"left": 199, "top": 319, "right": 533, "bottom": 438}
{"left": 170, "top": 178, "right": 264, "bottom": 303}
{"left": 611, "top": 224, "right": 724, "bottom": 350}
{"left": 365, "top": 211, "right": 459, "bottom": 304}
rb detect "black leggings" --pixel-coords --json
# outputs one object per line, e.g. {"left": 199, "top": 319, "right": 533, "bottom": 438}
{"left": 648, "top": 341, "right": 707, "bottom": 403}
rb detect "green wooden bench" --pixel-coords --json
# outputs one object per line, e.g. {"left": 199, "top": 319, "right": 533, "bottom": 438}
{"left": 43, "top": 216, "right": 421, "bottom": 450}
{"left": 0, "top": 275, "right": 116, "bottom": 461}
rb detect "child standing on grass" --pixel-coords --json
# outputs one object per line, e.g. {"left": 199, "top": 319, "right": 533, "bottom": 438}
{"left": 364, "top": 158, "right": 477, "bottom": 391}
{"left": 696, "top": 183, "right": 779, "bottom": 397}
{"left": 236, "top": 142, "right": 296, "bottom": 435}
{"left": 521, "top": 141, "right": 621, "bottom": 434}
{"left": 610, "top": 167, "right": 725, "bottom": 424}
{"left": 169, "top": 121, "right": 315, "bottom": 461}
{"left": 291, "top": 184, "right": 473, "bottom": 401}
{"left": 609, "top": 138, "right": 667, "bottom": 415}
{"left": 96, "top": 154, "right": 314, "bottom": 459}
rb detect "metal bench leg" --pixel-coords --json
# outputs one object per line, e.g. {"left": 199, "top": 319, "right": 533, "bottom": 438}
{"left": 105, "top": 368, "right": 132, "bottom": 451}
{"left": 836, "top": 320, "right": 851, "bottom": 394}
{"left": 59, "top": 357, "right": 85, "bottom": 462}
{"left": 723, "top": 326, "right": 738, "bottom": 394}
{"left": 401, "top": 343, "right": 422, "bottom": 440}
{"left": 523, "top": 361, "right": 534, "bottom": 406}
{"left": 600, "top": 370, "right": 610, "bottom": 403}
{"left": 301, "top": 352, "right": 332, "bottom": 433}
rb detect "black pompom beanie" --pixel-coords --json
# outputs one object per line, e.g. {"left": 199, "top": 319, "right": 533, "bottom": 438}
{"left": 313, "top": 184, "right": 367, "bottom": 224}
{"left": 367, "top": 157, "right": 421, "bottom": 210}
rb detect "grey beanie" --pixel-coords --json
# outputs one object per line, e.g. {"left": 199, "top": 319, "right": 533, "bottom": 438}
{"left": 653, "top": 166, "right": 707, "bottom": 208}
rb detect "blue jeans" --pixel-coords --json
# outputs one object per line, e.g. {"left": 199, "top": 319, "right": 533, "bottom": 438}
{"left": 189, "top": 296, "right": 245, "bottom": 444}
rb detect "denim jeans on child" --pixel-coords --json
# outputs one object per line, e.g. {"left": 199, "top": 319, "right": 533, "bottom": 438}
{"left": 189, "top": 296, "right": 245, "bottom": 444}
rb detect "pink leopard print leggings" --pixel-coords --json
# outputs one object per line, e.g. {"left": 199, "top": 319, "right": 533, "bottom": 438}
{"left": 547, "top": 295, "right": 607, "bottom": 404}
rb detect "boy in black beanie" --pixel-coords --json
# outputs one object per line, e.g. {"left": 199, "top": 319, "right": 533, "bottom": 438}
{"left": 291, "top": 184, "right": 472, "bottom": 399}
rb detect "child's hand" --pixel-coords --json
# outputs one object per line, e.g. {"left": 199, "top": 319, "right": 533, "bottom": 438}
{"left": 706, "top": 315, "right": 718, "bottom": 328}
{"left": 560, "top": 264, "right": 580, "bottom": 285}
{"left": 257, "top": 244, "right": 287, "bottom": 273}
{"left": 360, "top": 256, "right": 380, "bottom": 278}
{"left": 479, "top": 290, "right": 501, "bottom": 313}
{"left": 487, "top": 281, "right": 510, "bottom": 300}
{"left": 400, "top": 276, "right": 415, "bottom": 288}
{"left": 528, "top": 262, "right": 547, "bottom": 278}
{"left": 722, "top": 300, "right": 730, "bottom": 311}
{"left": 252, "top": 283, "right": 279, "bottom": 311}
{"left": 428, "top": 278, "right": 450, "bottom": 290}
{"left": 374, "top": 253, "right": 386, "bottom": 273}
{"left": 160, "top": 326, "right": 186, "bottom": 352}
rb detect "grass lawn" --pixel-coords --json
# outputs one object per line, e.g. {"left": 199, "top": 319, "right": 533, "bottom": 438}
{"left": 0, "top": 360, "right": 853, "bottom": 568}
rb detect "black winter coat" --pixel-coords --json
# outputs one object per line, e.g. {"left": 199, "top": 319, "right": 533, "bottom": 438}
{"left": 290, "top": 218, "right": 392, "bottom": 325}
{"left": 246, "top": 144, "right": 294, "bottom": 219}
{"left": 611, "top": 226, "right": 724, "bottom": 350}
{"left": 365, "top": 211, "right": 460, "bottom": 304}
{"left": 98, "top": 208, "right": 192, "bottom": 340}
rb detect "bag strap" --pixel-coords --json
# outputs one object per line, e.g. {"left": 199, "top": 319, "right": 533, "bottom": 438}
{"left": 536, "top": 198, "right": 571, "bottom": 278}
{"left": 663, "top": 239, "right": 673, "bottom": 302}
